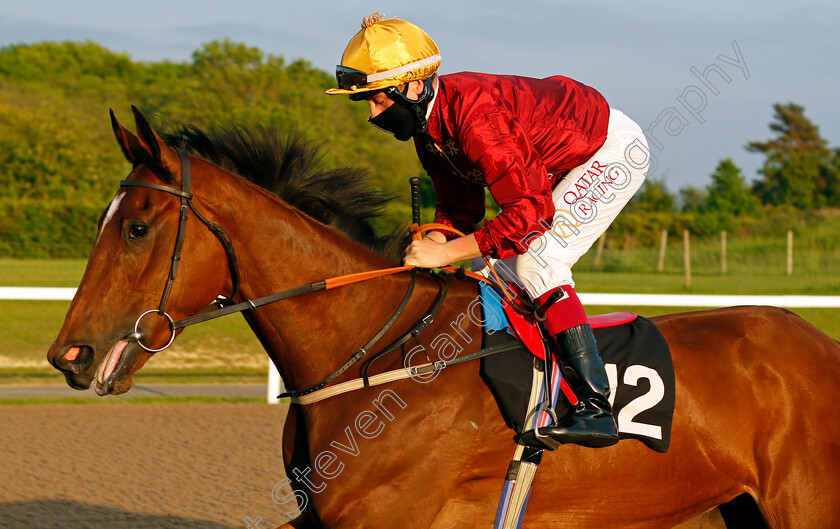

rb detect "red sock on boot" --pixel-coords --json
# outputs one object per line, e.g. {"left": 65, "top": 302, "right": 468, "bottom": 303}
{"left": 536, "top": 285, "right": 588, "bottom": 336}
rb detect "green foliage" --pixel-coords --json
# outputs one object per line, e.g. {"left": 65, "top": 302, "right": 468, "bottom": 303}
{"left": 0, "top": 40, "right": 422, "bottom": 257}
{"left": 579, "top": 208, "right": 840, "bottom": 288}
{"left": 2, "top": 44, "right": 839, "bottom": 260}
{"left": 679, "top": 186, "right": 706, "bottom": 212}
{"left": 748, "top": 102, "right": 838, "bottom": 208}
{"left": 607, "top": 209, "right": 694, "bottom": 248}
{"left": 628, "top": 179, "right": 676, "bottom": 213}
{"left": 822, "top": 148, "right": 840, "bottom": 207}
{"left": 611, "top": 179, "right": 685, "bottom": 246}
{"left": 0, "top": 199, "right": 102, "bottom": 258}
{"left": 0, "top": 41, "right": 135, "bottom": 84}
{"left": 692, "top": 158, "right": 764, "bottom": 234}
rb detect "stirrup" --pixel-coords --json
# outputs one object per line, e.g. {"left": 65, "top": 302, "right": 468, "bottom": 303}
{"left": 519, "top": 401, "right": 562, "bottom": 451}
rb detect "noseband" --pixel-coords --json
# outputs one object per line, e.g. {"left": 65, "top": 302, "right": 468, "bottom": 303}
{"left": 119, "top": 148, "right": 241, "bottom": 352}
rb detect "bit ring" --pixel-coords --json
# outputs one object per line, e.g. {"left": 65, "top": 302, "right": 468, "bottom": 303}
{"left": 129, "top": 310, "right": 176, "bottom": 353}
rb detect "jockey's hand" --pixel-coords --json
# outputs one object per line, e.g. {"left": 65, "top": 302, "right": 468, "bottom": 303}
{"left": 403, "top": 233, "right": 482, "bottom": 268}
{"left": 404, "top": 238, "right": 450, "bottom": 268}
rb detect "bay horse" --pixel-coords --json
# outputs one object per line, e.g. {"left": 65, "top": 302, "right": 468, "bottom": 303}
{"left": 48, "top": 107, "right": 840, "bottom": 528}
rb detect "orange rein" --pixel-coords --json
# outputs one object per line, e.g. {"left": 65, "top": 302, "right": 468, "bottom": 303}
{"left": 324, "top": 223, "right": 525, "bottom": 310}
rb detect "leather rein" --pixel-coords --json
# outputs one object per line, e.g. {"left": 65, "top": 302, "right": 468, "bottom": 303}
{"left": 118, "top": 149, "right": 529, "bottom": 402}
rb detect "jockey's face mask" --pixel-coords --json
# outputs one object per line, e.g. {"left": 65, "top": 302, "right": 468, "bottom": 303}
{"left": 363, "top": 78, "right": 436, "bottom": 141}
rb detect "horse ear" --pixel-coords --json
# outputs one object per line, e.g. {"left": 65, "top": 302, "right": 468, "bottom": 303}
{"left": 110, "top": 109, "right": 145, "bottom": 164}
{"left": 131, "top": 105, "right": 180, "bottom": 176}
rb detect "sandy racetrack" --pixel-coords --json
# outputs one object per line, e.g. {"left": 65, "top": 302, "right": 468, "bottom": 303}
{"left": 0, "top": 402, "right": 293, "bottom": 529}
{"left": 1, "top": 402, "right": 724, "bottom": 529}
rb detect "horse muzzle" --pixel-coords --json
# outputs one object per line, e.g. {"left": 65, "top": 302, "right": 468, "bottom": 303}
{"left": 49, "top": 336, "right": 143, "bottom": 396}
{"left": 50, "top": 344, "right": 96, "bottom": 389}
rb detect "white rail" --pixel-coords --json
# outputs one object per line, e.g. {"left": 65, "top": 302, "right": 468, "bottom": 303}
{"left": 0, "top": 287, "right": 76, "bottom": 300}
{"left": 577, "top": 293, "right": 840, "bottom": 308}
{"left": 6, "top": 287, "right": 838, "bottom": 405}
{"left": 4, "top": 287, "right": 840, "bottom": 308}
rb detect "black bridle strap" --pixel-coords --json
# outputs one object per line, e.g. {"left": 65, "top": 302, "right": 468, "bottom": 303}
{"left": 118, "top": 179, "right": 192, "bottom": 199}
{"left": 172, "top": 280, "right": 329, "bottom": 329}
{"left": 119, "top": 149, "right": 192, "bottom": 315}
{"left": 360, "top": 274, "right": 449, "bottom": 387}
{"left": 409, "top": 339, "right": 523, "bottom": 375}
{"left": 278, "top": 270, "right": 418, "bottom": 399}
{"left": 117, "top": 150, "right": 443, "bottom": 400}
{"left": 157, "top": 149, "right": 191, "bottom": 314}
{"left": 120, "top": 148, "right": 241, "bottom": 314}
{"left": 185, "top": 200, "right": 241, "bottom": 300}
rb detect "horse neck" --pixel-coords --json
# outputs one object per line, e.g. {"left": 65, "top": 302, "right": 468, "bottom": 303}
{"left": 195, "top": 163, "right": 422, "bottom": 389}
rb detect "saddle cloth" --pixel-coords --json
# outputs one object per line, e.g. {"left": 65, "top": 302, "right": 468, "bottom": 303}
{"left": 478, "top": 283, "right": 675, "bottom": 453}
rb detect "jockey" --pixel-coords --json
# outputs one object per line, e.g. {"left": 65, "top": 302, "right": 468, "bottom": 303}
{"left": 327, "top": 13, "right": 649, "bottom": 448}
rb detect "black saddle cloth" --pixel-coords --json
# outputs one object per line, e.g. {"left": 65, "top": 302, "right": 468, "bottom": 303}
{"left": 480, "top": 316, "right": 675, "bottom": 453}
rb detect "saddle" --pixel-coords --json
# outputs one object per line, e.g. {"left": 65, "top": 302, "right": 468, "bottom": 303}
{"left": 477, "top": 282, "right": 675, "bottom": 453}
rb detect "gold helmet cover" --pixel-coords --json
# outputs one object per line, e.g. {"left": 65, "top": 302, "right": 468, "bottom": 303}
{"left": 327, "top": 12, "right": 441, "bottom": 96}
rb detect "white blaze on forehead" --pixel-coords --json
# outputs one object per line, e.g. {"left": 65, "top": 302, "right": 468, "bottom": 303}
{"left": 97, "top": 190, "right": 126, "bottom": 241}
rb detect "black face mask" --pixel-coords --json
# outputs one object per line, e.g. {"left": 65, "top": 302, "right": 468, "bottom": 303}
{"left": 366, "top": 78, "right": 436, "bottom": 142}
{"left": 368, "top": 103, "right": 417, "bottom": 141}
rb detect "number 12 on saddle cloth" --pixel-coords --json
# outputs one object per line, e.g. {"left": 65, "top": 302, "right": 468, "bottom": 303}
{"left": 477, "top": 282, "right": 675, "bottom": 453}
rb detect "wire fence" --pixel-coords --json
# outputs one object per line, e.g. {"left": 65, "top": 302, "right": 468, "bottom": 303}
{"left": 573, "top": 229, "right": 840, "bottom": 294}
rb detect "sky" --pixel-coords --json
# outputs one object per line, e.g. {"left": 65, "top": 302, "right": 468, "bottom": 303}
{"left": 1, "top": 0, "right": 838, "bottom": 194}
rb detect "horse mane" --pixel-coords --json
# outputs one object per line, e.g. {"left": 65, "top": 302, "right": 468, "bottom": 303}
{"left": 158, "top": 123, "right": 411, "bottom": 263}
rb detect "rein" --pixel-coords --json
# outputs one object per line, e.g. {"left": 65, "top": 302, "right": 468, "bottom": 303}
{"left": 118, "top": 149, "right": 529, "bottom": 403}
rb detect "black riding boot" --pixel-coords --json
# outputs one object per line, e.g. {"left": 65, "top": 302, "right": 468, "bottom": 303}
{"left": 543, "top": 323, "right": 619, "bottom": 448}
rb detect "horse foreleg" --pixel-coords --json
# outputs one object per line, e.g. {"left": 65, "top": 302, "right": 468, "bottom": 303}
{"left": 757, "top": 468, "right": 840, "bottom": 528}
{"left": 279, "top": 405, "right": 325, "bottom": 529}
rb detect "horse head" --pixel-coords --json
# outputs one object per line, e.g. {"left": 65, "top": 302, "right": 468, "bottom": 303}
{"left": 47, "top": 107, "right": 235, "bottom": 395}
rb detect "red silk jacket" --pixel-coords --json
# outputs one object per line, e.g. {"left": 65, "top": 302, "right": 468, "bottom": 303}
{"left": 414, "top": 72, "right": 610, "bottom": 259}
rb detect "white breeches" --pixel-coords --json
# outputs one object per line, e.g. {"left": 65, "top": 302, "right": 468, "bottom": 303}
{"left": 472, "top": 108, "right": 650, "bottom": 299}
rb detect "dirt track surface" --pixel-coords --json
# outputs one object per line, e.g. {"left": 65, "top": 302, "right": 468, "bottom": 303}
{"left": 1, "top": 402, "right": 726, "bottom": 529}
{"left": 0, "top": 402, "right": 292, "bottom": 529}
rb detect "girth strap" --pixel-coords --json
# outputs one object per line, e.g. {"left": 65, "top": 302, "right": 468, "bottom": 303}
{"left": 288, "top": 338, "right": 523, "bottom": 405}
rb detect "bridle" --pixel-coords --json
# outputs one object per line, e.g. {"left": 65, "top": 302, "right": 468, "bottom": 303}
{"left": 116, "top": 148, "right": 532, "bottom": 401}
{"left": 119, "top": 148, "right": 241, "bottom": 352}
{"left": 115, "top": 148, "right": 451, "bottom": 399}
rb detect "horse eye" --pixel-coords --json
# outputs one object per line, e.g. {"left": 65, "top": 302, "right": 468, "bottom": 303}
{"left": 128, "top": 224, "right": 149, "bottom": 239}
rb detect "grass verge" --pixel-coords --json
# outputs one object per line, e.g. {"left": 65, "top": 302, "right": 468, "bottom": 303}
{"left": 588, "top": 305, "right": 840, "bottom": 341}
{"left": 0, "top": 396, "right": 279, "bottom": 405}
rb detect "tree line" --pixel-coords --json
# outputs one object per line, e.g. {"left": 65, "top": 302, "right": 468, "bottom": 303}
{"left": 0, "top": 40, "right": 419, "bottom": 257}
{"left": 0, "top": 41, "right": 836, "bottom": 257}
{"left": 609, "top": 102, "right": 840, "bottom": 247}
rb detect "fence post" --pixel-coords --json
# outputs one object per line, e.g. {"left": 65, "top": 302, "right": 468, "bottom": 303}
{"left": 657, "top": 230, "right": 667, "bottom": 272}
{"left": 721, "top": 231, "right": 727, "bottom": 275}
{"left": 787, "top": 230, "right": 793, "bottom": 276}
{"left": 683, "top": 230, "right": 691, "bottom": 289}
{"left": 268, "top": 359, "right": 284, "bottom": 404}
{"left": 594, "top": 233, "right": 606, "bottom": 268}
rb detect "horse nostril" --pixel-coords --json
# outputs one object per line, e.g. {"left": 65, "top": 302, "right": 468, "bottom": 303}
{"left": 61, "top": 345, "right": 94, "bottom": 374}
{"left": 64, "top": 347, "right": 82, "bottom": 362}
